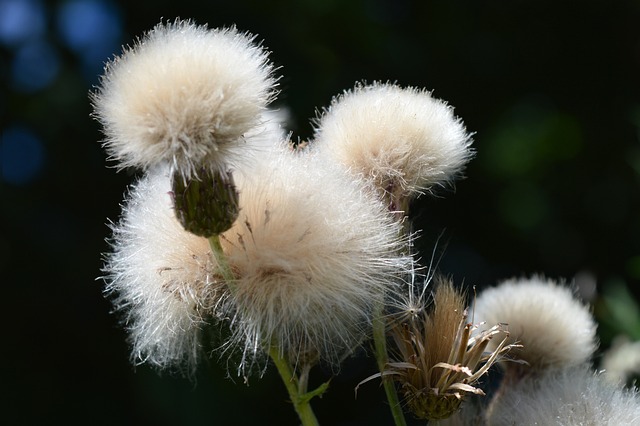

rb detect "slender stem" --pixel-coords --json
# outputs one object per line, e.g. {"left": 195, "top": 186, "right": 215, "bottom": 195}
{"left": 372, "top": 303, "right": 408, "bottom": 426}
{"left": 299, "top": 363, "right": 311, "bottom": 395}
{"left": 209, "top": 234, "right": 320, "bottom": 424}
{"left": 208, "top": 235, "right": 234, "bottom": 282}
{"left": 373, "top": 189, "right": 411, "bottom": 425}
{"left": 269, "top": 347, "right": 320, "bottom": 426}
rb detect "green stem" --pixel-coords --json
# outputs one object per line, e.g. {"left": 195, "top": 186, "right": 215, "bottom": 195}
{"left": 208, "top": 235, "right": 234, "bottom": 282}
{"left": 374, "top": 189, "right": 412, "bottom": 425}
{"left": 209, "top": 235, "right": 321, "bottom": 424}
{"left": 372, "top": 303, "right": 408, "bottom": 426}
{"left": 269, "top": 347, "right": 320, "bottom": 426}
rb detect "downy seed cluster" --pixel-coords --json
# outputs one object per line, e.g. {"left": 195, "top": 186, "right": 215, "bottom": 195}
{"left": 94, "top": 19, "right": 640, "bottom": 425}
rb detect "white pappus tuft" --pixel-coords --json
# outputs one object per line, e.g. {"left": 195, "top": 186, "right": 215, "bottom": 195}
{"left": 219, "top": 146, "right": 414, "bottom": 373}
{"left": 312, "top": 82, "right": 473, "bottom": 205}
{"left": 92, "top": 19, "right": 278, "bottom": 178}
{"left": 486, "top": 365, "right": 640, "bottom": 425}
{"left": 102, "top": 165, "right": 226, "bottom": 374}
{"left": 473, "top": 275, "right": 598, "bottom": 371}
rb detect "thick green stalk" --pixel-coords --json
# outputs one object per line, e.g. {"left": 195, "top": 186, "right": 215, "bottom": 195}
{"left": 372, "top": 303, "right": 408, "bottom": 426}
{"left": 269, "top": 347, "right": 320, "bottom": 426}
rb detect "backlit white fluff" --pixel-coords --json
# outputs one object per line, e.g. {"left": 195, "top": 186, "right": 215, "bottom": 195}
{"left": 312, "top": 82, "right": 473, "bottom": 200}
{"left": 601, "top": 336, "right": 640, "bottom": 385}
{"left": 92, "top": 20, "right": 277, "bottom": 178}
{"left": 486, "top": 365, "right": 640, "bottom": 425}
{"left": 234, "top": 108, "right": 291, "bottom": 167}
{"left": 103, "top": 164, "right": 223, "bottom": 373}
{"left": 220, "top": 146, "right": 412, "bottom": 372}
{"left": 473, "top": 276, "right": 598, "bottom": 370}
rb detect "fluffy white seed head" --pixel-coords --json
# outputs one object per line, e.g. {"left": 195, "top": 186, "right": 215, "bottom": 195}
{"left": 473, "top": 276, "right": 598, "bottom": 371}
{"left": 601, "top": 336, "right": 640, "bottom": 385}
{"left": 103, "top": 165, "right": 223, "bottom": 374}
{"left": 486, "top": 365, "right": 640, "bottom": 425}
{"left": 220, "top": 147, "right": 413, "bottom": 372}
{"left": 312, "top": 82, "right": 473, "bottom": 201}
{"left": 92, "top": 20, "right": 277, "bottom": 178}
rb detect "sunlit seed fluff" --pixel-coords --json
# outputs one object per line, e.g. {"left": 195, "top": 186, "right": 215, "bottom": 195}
{"left": 234, "top": 108, "right": 291, "bottom": 165}
{"left": 220, "top": 146, "right": 412, "bottom": 372}
{"left": 312, "top": 82, "right": 473, "bottom": 201}
{"left": 486, "top": 365, "right": 640, "bottom": 425}
{"left": 103, "top": 165, "right": 224, "bottom": 374}
{"left": 92, "top": 20, "right": 277, "bottom": 178}
{"left": 473, "top": 276, "right": 598, "bottom": 371}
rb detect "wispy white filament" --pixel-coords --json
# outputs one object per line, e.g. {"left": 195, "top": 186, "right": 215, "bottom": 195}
{"left": 221, "top": 146, "right": 413, "bottom": 372}
{"left": 92, "top": 19, "right": 278, "bottom": 178}
{"left": 473, "top": 276, "right": 598, "bottom": 370}
{"left": 312, "top": 82, "right": 473, "bottom": 198}
{"left": 487, "top": 365, "right": 640, "bottom": 425}
{"left": 103, "top": 165, "right": 221, "bottom": 374}
{"left": 103, "top": 136, "right": 414, "bottom": 375}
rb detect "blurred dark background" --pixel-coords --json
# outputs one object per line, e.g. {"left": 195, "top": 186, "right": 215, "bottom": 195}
{"left": 2, "top": 0, "right": 640, "bottom": 424}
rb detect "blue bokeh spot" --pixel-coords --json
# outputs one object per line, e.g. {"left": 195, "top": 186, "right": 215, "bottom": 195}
{"left": 1, "top": 126, "right": 46, "bottom": 185}
{"left": 0, "top": 0, "right": 46, "bottom": 47}
{"left": 56, "top": 0, "right": 122, "bottom": 81}
{"left": 11, "top": 40, "right": 61, "bottom": 93}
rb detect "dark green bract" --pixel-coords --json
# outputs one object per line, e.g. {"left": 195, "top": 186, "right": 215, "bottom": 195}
{"left": 172, "top": 168, "right": 240, "bottom": 237}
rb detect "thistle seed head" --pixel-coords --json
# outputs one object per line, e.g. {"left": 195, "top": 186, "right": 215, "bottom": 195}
{"left": 383, "top": 278, "right": 517, "bottom": 420}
